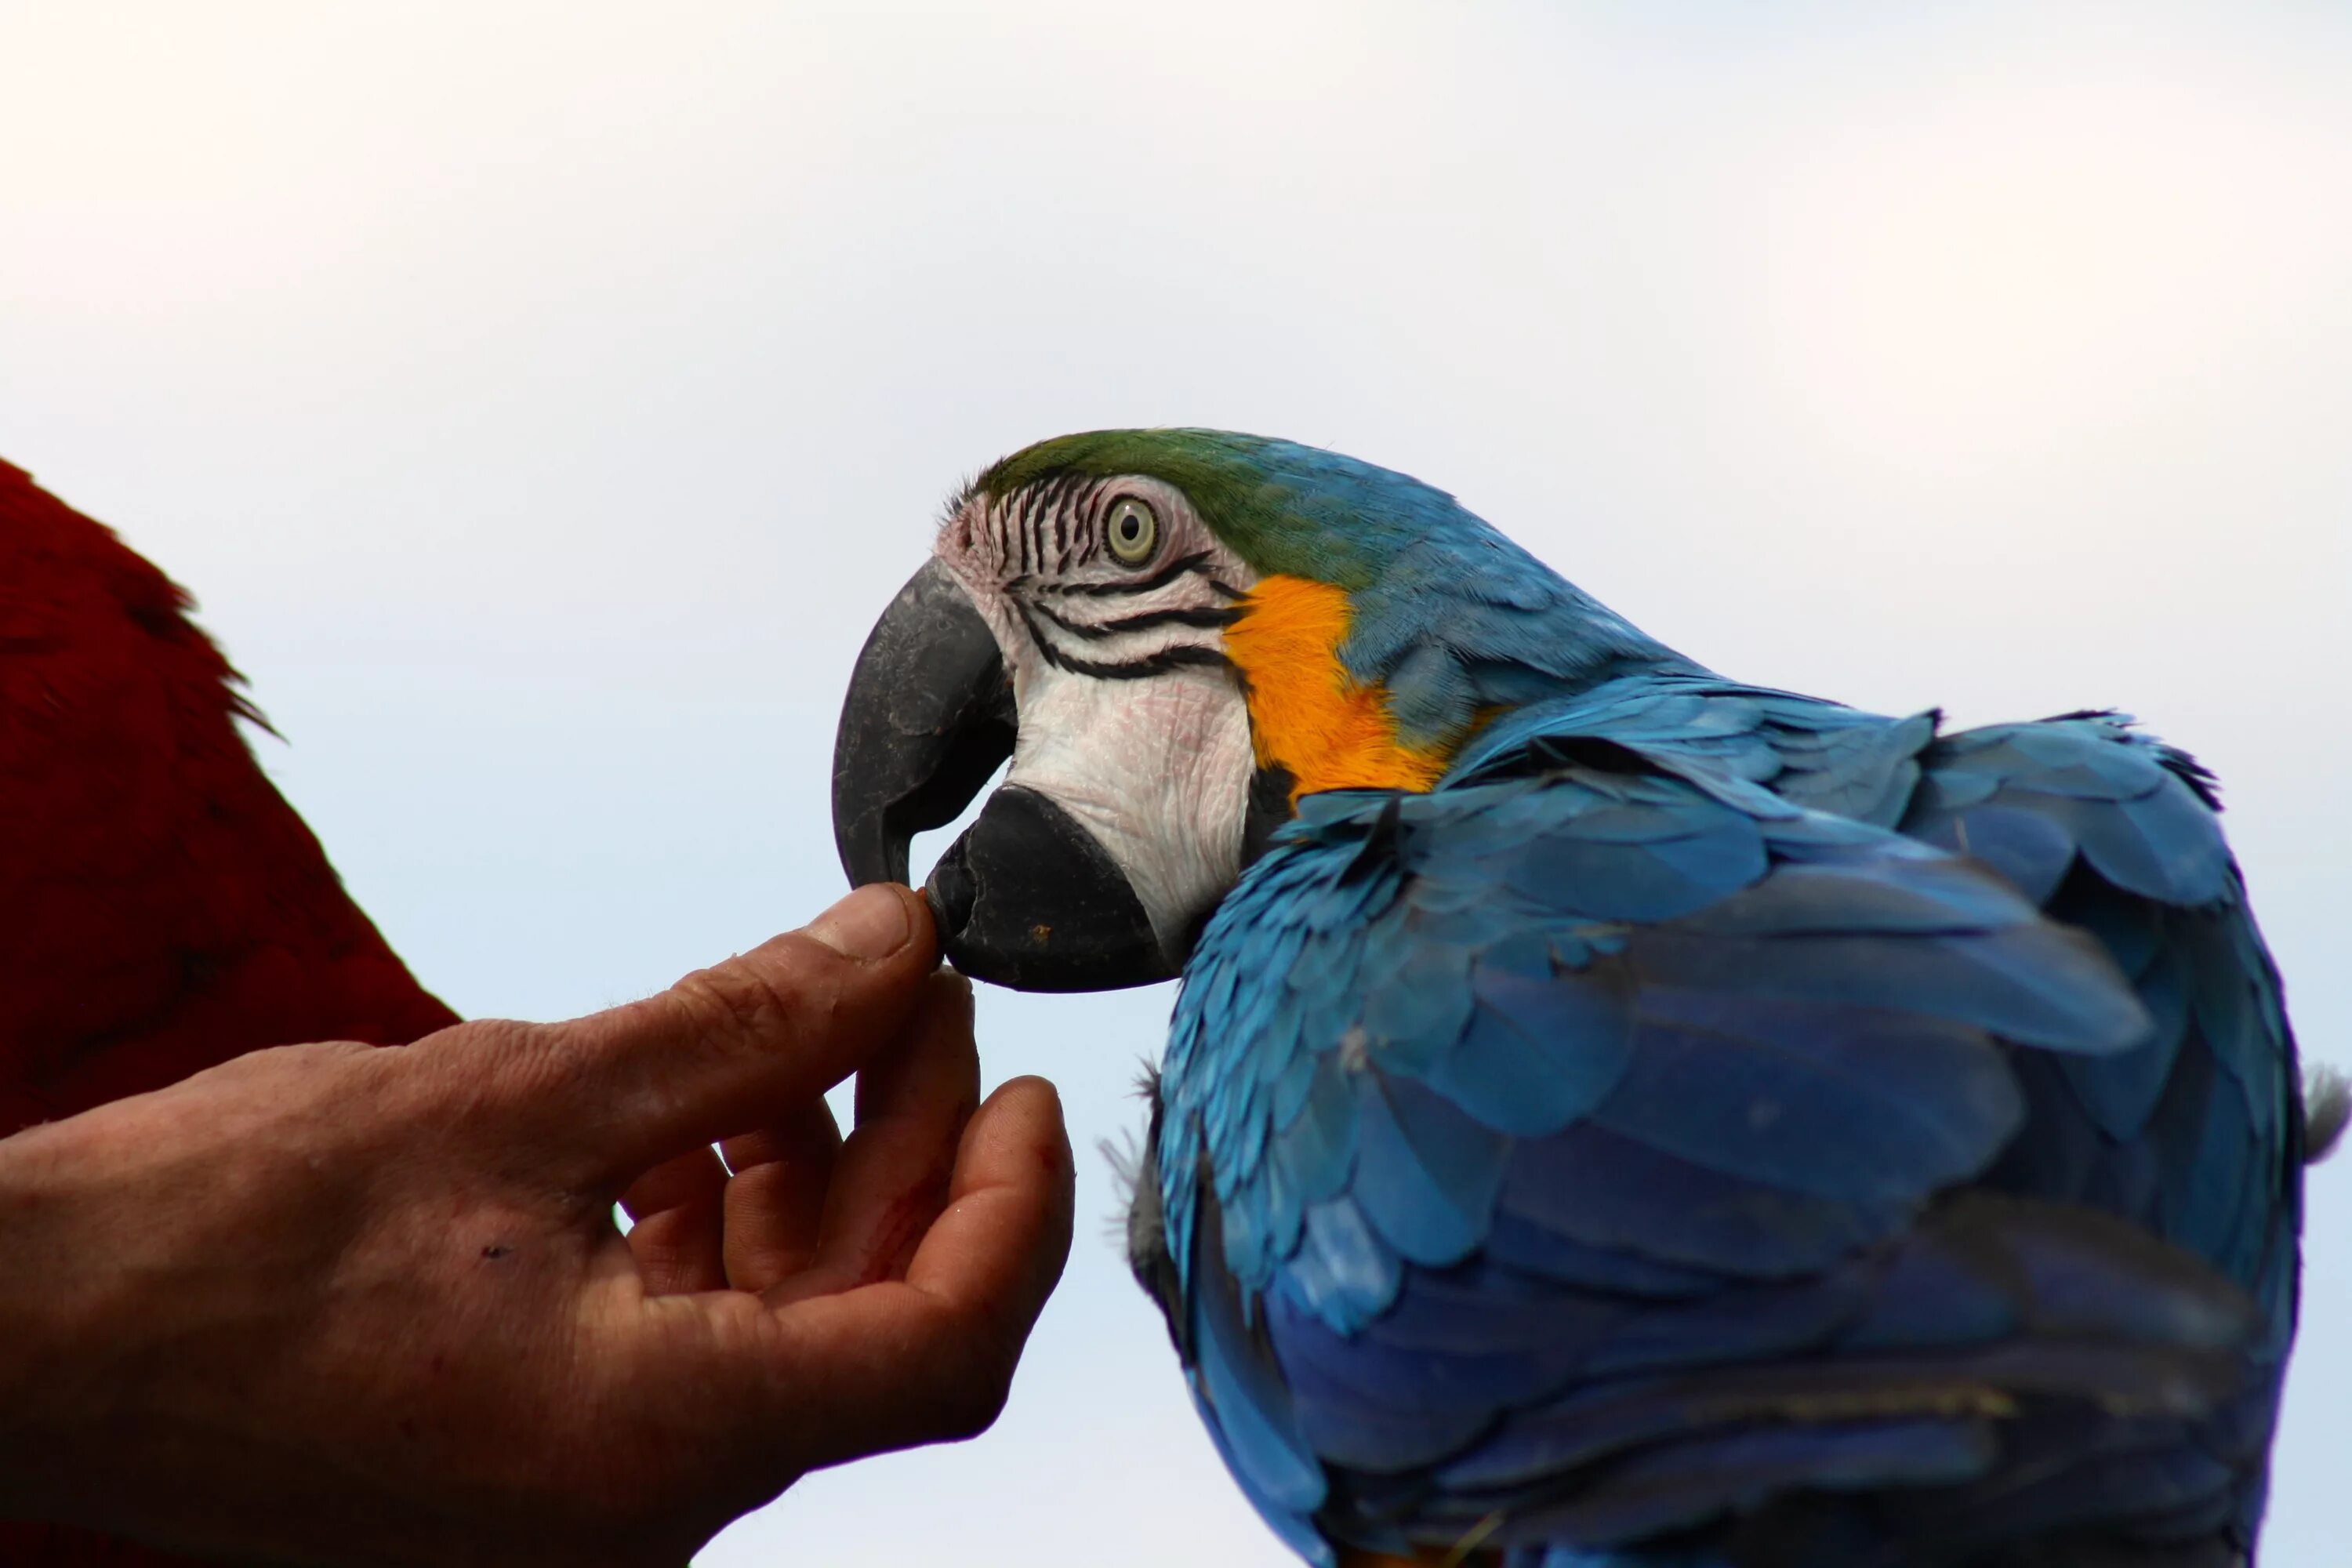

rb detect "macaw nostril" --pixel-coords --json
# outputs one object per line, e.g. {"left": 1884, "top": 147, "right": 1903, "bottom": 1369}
{"left": 926, "top": 843, "right": 977, "bottom": 940}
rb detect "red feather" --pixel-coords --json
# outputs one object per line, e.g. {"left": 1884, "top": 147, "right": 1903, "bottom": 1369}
{"left": 0, "top": 459, "right": 460, "bottom": 1563}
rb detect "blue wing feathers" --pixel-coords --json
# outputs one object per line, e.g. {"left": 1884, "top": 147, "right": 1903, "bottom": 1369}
{"left": 1425, "top": 964, "right": 1634, "bottom": 1135}
{"left": 1917, "top": 802, "right": 2082, "bottom": 903}
{"left": 1279, "top": 1196, "right": 1403, "bottom": 1332}
{"left": 1360, "top": 944, "right": 1477, "bottom": 1070}
{"left": 1153, "top": 681, "right": 2299, "bottom": 1563}
{"left": 1349, "top": 1073, "right": 1512, "bottom": 1268}
{"left": 1479, "top": 1209, "right": 1726, "bottom": 1299}
{"left": 1675, "top": 853, "right": 2039, "bottom": 936}
{"left": 1590, "top": 993, "right": 2017, "bottom": 1203}
{"left": 1183, "top": 1202, "right": 1331, "bottom": 1537}
{"left": 1628, "top": 925, "right": 2152, "bottom": 1052}
{"left": 1386, "top": 1193, "right": 2249, "bottom": 1479}
{"left": 1495, "top": 1121, "right": 1905, "bottom": 1278}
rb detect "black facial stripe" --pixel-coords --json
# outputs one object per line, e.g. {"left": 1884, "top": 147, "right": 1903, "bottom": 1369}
{"left": 1011, "top": 597, "right": 1233, "bottom": 680}
{"left": 1038, "top": 550, "right": 1242, "bottom": 601}
{"left": 1053, "top": 643, "right": 1233, "bottom": 681}
{"left": 1076, "top": 486, "right": 1099, "bottom": 566}
{"left": 1087, "top": 478, "right": 1119, "bottom": 566}
{"left": 1099, "top": 603, "right": 1246, "bottom": 633}
{"left": 1033, "top": 602, "right": 1243, "bottom": 641}
{"left": 1020, "top": 474, "right": 1081, "bottom": 573}
{"left": 1073, "top": 481, "right": 1096, "bottom": 573}
{"left": 1065, "top": 475, "right": 1096, "bottom": 568}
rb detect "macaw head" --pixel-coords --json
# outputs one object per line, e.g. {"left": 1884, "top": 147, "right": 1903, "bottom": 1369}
{"left": 831, "top": 429, "right": 1680, "bottom": 991}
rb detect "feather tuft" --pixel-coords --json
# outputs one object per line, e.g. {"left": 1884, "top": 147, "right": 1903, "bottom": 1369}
{"left": 2305, "top": 1063, "right": 2350, "bottom": 1163}
{"left": 1101, "top": 1128, "right": 1152, "bottom": 1244}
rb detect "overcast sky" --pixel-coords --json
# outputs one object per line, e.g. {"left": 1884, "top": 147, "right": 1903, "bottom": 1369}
{"left": 4, "top": 3, "right": 2347, "bottom": 1563}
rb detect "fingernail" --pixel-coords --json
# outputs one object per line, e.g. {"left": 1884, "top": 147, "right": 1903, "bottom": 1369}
{"left": 808, "top": 884, "right": 913, "bottom": 960}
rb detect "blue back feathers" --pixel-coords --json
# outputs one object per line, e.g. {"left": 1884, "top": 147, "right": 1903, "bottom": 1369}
{"left": 1125, "top": 441, "right": 2309, "bottom": 1568}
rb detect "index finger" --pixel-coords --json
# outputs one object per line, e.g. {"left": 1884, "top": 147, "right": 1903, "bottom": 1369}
{"left": 476, "top": 884, "right": 942, "bottom": 1187}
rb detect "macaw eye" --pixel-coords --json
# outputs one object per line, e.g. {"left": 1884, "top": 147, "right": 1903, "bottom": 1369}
{"left": 1105, "top": 496, "right": 1159, "bottom": 565}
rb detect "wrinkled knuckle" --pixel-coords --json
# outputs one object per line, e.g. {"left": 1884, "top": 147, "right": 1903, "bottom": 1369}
{"left": 477, "top": 1017, "right": 570, "bottom": 1087}
{"left": 669, "top": 960, "right": 815, "bottom": 1056}
{"left": 421, "top": 1018, "right": 576, "bottom": 1130}
{"left": 275, "top": 1036, "right": 383, "bottom": 1066}
{"left": 419, "top": 1015, "right": 546, "bottom": 1076}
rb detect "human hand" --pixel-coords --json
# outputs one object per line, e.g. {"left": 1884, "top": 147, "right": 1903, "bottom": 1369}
{"left": 0, "top": 884, "right": 1073, "bottom": 1567}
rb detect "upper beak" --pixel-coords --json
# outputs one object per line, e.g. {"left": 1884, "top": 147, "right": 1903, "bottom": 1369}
{"left": 831, "top": 559, "right": 1174, "bottom": 991}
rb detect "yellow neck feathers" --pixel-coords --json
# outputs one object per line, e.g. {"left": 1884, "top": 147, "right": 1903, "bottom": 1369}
{"left": 1221, "top": 575, "right": 1450, "bottom": 801}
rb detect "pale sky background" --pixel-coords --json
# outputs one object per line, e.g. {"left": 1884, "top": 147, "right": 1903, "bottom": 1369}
{"left": 3, "top": 3, "right": 2347, "bottom": 1563}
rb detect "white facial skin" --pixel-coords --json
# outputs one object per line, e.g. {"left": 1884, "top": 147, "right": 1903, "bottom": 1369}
{"left": 933, "top": 474, "right": 1261, "bottom": 965}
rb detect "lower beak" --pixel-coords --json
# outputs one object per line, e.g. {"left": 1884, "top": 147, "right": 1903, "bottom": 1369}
{"left": 831, "top": 560, "right": 1174, "bottom": 991}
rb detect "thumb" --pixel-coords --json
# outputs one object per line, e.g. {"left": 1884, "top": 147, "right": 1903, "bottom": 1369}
{"left": 496, "top": 884, "right": 941, "bottom": 1189}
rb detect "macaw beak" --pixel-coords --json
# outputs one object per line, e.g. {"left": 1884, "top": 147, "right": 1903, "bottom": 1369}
{"left": 831, "top": 559, "right": 1174, "bottom": 991}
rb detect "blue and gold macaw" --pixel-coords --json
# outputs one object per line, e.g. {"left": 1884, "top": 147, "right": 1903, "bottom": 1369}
{"left": 830, "top": 430, "right": 2342, "bottom": 1567}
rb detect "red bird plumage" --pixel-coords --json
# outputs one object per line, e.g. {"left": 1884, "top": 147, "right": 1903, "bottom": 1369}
{"left": 0, "top": 459, "right": 459, "bottom": 1564}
